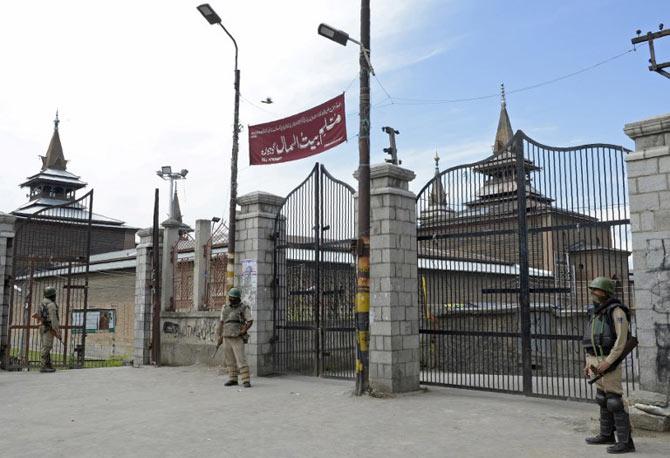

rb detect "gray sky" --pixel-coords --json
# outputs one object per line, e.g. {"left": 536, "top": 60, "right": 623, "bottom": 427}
{"left": 0, "top": 0, "right": 443, "bottom": 228}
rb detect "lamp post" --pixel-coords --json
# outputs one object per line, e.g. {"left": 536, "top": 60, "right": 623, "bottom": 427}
{"left": 318, "top": 0, "right": 372, "bottom": 396}
{"left": 197, "top": 3, "right": 240, "bottom": 294}
{"left": 156, "top": 166, "right": 188, "bottom": 219}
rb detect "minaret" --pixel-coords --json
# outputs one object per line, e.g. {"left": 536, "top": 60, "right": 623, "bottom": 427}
{"left": 429, "top": 150, "right": 447, "bottom": 207}
{"left": 493, "top": 84, "right": 514, "bottom": 155}
{"left": 17, "top": 112, "right": 87, "bottom": 205}
{"left": 40, "top": 111, "right": 68, "bottom": 171}
{"left": 419, "top": 150, "right": 454, "bottom": 227}
{"left": 467, "top": 87, "right": 552, "bottom": 213}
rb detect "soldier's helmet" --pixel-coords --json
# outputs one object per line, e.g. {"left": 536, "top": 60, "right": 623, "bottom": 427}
{"left": 227, "top": 288, "right": 242, "bottom": 299}
{"left": 588, "top": 277, "right": 615, "bottom": 296}
{"left": 43, "top": 286, "right": 57, "bottom": 299}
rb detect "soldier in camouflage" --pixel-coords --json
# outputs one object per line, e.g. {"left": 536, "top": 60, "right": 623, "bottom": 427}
{"left": 217, "top": 288, "right": 253, "bottom": 387}
{"left": 583, "top": 276, "right": 635, "bottom": 454}
{"left": 33, "top": 286, "right": 61, "bottom": 373}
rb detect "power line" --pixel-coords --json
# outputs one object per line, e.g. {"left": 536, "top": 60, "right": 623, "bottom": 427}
{"left": 374, "top": 47, "right": 637, "bottom": 106}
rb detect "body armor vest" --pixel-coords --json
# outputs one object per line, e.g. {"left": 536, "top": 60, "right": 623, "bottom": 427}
{"left": 583, "top": 298, "right": 631, "bottom": 357}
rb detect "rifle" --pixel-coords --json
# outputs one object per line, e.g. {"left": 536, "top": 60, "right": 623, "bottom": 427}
{"left": 210, "top": 340, "right": 222, "bottom": 360}
{"left": 31, "top": 313, "right": 63, "bottom": 342}
{"left": 588, "top": 336, "right": 638, "bottom": 385}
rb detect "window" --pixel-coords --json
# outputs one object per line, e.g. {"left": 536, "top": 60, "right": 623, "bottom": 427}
{"left": 71, "top": 309, "right": 116, "bottom": 333}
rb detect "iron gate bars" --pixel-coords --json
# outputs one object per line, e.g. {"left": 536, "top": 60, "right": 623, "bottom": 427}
{"left": 272, "top": 164, "right": 357, "bottom": 378}
{"left": 416, "top": 132, "right": 636, "bottom": 401}
{"left": 5, "top": 190, "right": 93, "bottom": 370}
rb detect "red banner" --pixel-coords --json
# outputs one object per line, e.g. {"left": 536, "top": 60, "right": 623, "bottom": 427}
{"left": 248, "top": 94, "right": 347, "bottom": 165}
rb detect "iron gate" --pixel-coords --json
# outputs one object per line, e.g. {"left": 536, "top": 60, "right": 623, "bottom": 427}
{"left": 417, "top": 131, "right": 637, "bottom": 400}
{"left": 3, "top": 190, "right": 93, "bottom": 370}
{"left": 272, "top": 163, "right": 356, "bottom": 378}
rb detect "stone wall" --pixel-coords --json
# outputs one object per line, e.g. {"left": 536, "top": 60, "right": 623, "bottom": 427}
{"left": 624, "top": 113, "right": 670, "bottom": 395}
{"left": 0, "top": 213, "right": 16, "bottom": 366}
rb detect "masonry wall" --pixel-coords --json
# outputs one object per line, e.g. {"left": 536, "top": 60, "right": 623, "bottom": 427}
{"left": 624, "top": 113, "right": 670, "bottom": 394}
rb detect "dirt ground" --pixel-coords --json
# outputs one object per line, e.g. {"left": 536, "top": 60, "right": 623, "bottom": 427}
{"left": 1, "top": 366, "right": 668, "bottom": 458}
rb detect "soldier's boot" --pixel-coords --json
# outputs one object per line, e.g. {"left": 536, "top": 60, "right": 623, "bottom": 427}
{"left": 586, "top": 391, "right": 615, "bottom": 444}
{"left": 240, "top": 366, "right": 251, "bottom": 388}
{"left": 224, "top": 367, "right": 238, "bottom": 386}
{"left": 40, "top": 353, "right": 55, "bottom": 373}
{"left": 606, "top": 394, "right": 635, "bottom": 454}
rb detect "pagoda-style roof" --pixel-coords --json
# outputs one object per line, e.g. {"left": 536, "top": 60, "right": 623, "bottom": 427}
{"left": 11, "top": 113, "right": 135, "bottom": 230}
{"left": 12, "top": 198, "right": 131, "bottom": 228}
{"left": 472, "top": 150, "right": 540, "bottom": 176}
{"left": 20, "top": 167, "right": 87, "bottom": 190}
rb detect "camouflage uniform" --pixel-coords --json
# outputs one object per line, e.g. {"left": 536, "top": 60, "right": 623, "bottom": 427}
{"left": 39, "top": 294, "right": 60, "bottom": 372}
{"left": 221, "top": 299, "right": 252, "bottom": 386}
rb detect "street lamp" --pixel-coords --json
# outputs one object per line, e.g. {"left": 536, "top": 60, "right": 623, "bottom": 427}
{"left": 197, "top": 3, "right": 240, "bottom": 295}
{"left": 156, "top": 166, "right": 188, "bottom": 219}
{"left": 318, "top": 0, "right": 372, "bottom": 396}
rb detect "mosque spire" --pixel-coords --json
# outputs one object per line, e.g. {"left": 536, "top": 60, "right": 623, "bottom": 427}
{"left": 40, "top": 110, "right": 67, "bottom": 170}
{"left": 493, "top": 83, "right": 513, "bottom": 155}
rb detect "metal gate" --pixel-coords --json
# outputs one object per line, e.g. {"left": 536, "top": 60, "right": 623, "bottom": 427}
{"left": 272, "top": 163, "right": 356, "bottom": 378}
{"left": 4, "top": 190, "right": 93, "bottom": 370}
{"left": 417, "top": 131, "right": 637, "bottom": 400}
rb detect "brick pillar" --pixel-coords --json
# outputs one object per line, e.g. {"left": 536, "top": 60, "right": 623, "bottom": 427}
{"left": 161, "top": 219, "right": 180, "bottom": 312}
{"left": 0, "top": 212, "right": 16, "bottom": 366}
{"left": 133, "top": 228, "right": 161, "bottom": 367}
{"left": 235, "top": 191, "right": 284, "bottom": 377}
{"left": 367, "top": 164, "right": 420, "bottom": 393}
{"left": 624, "top": 113, "right": 670, "bottom": 395}
{"left": 193, "top": 219, "right": 211, "bottom": 311}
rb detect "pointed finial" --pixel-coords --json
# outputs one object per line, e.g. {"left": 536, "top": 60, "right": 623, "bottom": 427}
{"left": 434, "top": 150, "right": 440, "bottom": 172}
{"left": 500, "top": 83, "right": 506, "bottom": 108}
{"left": 54, "top": 110, "right": 60, "bottom": 131}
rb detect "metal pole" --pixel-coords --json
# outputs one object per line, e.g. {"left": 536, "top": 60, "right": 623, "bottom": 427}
{"left": 355, "top": 0, "right": 371, "bottom": 396}
{"left": 514, "top": 134, "right": 532, "bottom": 394}
{"left": 219, "top": 23, "right": 240, "bottom": 294}
{"left": 151, "top": 189, "right": 162, "bottom": 365}
{"left": 169, "top": 177, "right": 175, "bottom": 219}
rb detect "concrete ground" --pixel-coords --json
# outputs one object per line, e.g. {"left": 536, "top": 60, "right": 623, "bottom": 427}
{"left": 1, "top": 366, "right": 668, "bottom": 458}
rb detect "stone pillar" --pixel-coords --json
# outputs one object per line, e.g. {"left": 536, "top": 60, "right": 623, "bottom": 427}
{"left": 367, "top": 164, "right": 420, "bottom": 393}
{"left": 0, "top": 212, "right": 16, "bottom": 366}
{"left": 624, "top": 113, "right": 670, "bottom": 397}
{"left": 193, "top": 219, "right": 211, "bottom": 311}
{"left": 161, "top": 219, "right": 181, "bottom": 312}
{"left": 133, "top": 228, "right": 161, "bottom": 367}
{"left": 235, "top": 191, "right": 284, "bottom": 377}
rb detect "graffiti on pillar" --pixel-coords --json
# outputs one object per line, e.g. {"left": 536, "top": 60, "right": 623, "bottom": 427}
{"left": 646, "top": 239, "right": 670, "bottom": 383}
{"left": 655, "top": 324, "right": 670, "bottom": 383}
{"left": 163, "top": 321, "right": 180, "bottom": 334}
{"left": 241, "top": 258, "right": 257, "bottom": 310}
{"left": 162, "top": 319, "right": 217, "bottom": 342}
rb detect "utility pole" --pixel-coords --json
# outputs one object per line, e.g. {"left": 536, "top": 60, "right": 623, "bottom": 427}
{"left": 196, "top": 3, "right": 241, "bottom": 294}
{"left": 317, "top": 0, "right": 373, "bottom": 396}
{"left": 382, "top": 126, "right": 401, "bottom": 165}
{"left": 355, "top": 0, "right": 371, "bottom": 396}
{"left": 632, "top": 24, "right": 670, "bottom": 79}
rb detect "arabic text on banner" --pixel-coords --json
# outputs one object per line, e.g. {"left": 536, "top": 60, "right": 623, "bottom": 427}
{"left": 248, "top": 93, "right": 347, "bottom": 165}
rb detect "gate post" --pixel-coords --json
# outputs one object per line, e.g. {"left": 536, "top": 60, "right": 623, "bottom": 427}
{"left": 367, "top": 164, "right": 420, "bottom": 393}
{"left": 624, "top": 114, "right": 670, "bottom": 400}
{"left": 161, "top": 219, "right": 181, "bottom": 312}
{"left": 0, "top": 212, "right": 16, "bottom": 366}
{"left": 133, "top": 228, "right": 161, "bottom": 367}
{"left": 235, "top": 191, "right": 285, "bottom": 377}
{"left": 193, "top": 219, "right": 211, "bottom": 311}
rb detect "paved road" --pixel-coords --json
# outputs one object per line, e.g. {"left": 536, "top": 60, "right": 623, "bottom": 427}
{"left": 1, "top": 366, "right": 668, "bottom": 457}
